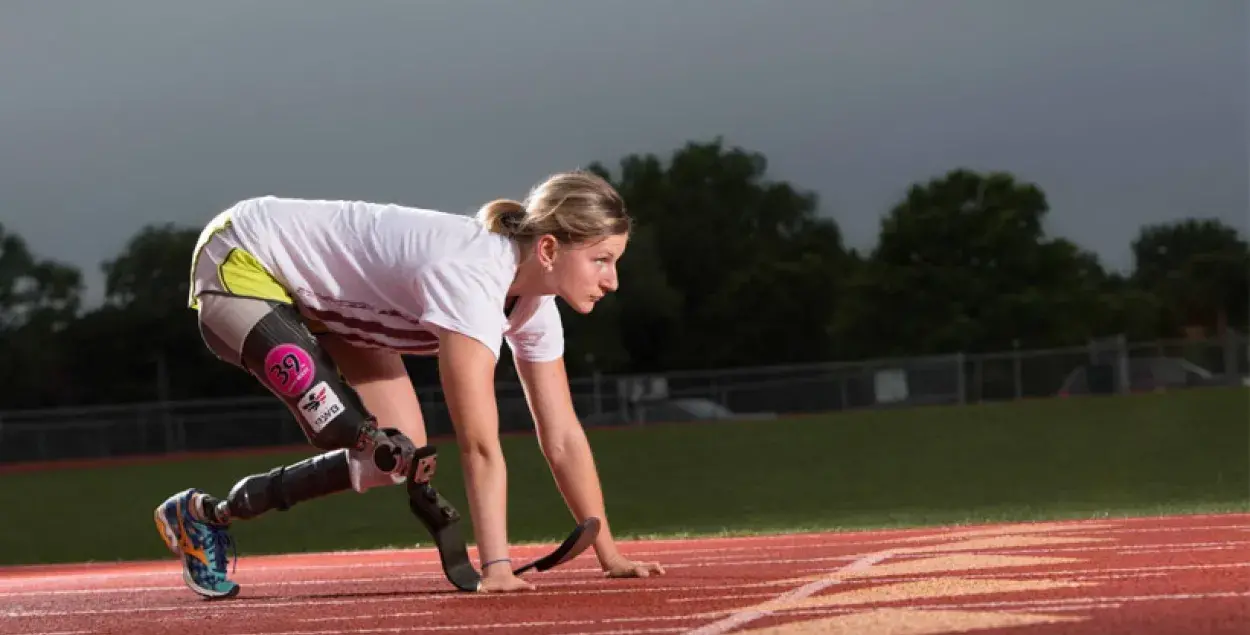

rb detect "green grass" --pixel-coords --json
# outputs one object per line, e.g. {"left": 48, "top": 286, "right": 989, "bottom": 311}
{"left": 2, "top": 387, "right": 1246, "bottom": 566}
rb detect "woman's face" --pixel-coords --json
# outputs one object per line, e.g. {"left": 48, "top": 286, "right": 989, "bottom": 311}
{"left": 543, "top": 233, "right": 629, "bottom": 314}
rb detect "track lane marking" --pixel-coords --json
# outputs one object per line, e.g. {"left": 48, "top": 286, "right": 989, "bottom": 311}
{"left": 682, "top": 550, "right": 895, "bottom": 635}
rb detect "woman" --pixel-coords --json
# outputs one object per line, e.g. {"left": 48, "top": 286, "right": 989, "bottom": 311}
{"left": 154, "top": 170, "right": 664, "bottom": 598}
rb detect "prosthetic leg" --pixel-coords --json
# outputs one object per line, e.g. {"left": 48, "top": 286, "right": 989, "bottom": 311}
{"left": 204, "top": 302, "right": 482, "bottom": 592}
{"left": 404, "top": 445, "right": 482, "bottom": 592}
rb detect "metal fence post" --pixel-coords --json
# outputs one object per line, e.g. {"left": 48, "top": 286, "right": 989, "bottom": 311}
{"left": 1012, "top": 340, "right": 1023, "bottom": 400}
{"left": 1117, "top": 334, "right": 1130, "bottom": 394}
{"left": 1223, "top": 330, "right": 1237, "bottom": 382}
{"left": 955, "top": 352, "right": 966, "bottom": 405}
{"left": 592, "top": 370, "right": 603, "bottom": 415}
{"left": 973, "top": 354, "right": 984, "bottom": 403}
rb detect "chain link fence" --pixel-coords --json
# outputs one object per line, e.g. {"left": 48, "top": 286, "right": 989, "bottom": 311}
{"left": 1, "top": 333, "right": 1245, "bottom": 464}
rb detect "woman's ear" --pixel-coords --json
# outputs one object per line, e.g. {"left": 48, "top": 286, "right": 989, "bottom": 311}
{"left": 536, "top": 235, "right": 558, "bottom": 272}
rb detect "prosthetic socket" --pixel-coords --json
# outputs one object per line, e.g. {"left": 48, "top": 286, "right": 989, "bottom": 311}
{"left": 220, "top": 304, "right": 430, "bottom": 520}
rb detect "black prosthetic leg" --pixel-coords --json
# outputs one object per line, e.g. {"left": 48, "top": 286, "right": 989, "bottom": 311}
{"left": 203, "top": 302, "right": 481, "bottom": 591}
{"left": 222, "top": 450, "right": 353, "bottom": 521}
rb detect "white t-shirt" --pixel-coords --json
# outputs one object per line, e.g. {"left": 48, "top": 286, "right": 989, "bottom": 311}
{"left": 221, "top": 195, "right": 564, "bottom": 362}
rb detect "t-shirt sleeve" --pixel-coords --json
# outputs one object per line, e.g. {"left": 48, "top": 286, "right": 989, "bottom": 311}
{"left": 414, "top": 261, "right": 508, "bottom": 359}
{"left": 505, "top": 296, "right": 565, "bottom": 363}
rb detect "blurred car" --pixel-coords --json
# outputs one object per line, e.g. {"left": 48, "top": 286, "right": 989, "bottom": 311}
{"left": 1057, "top": 356, "right": 1242, "bottom": 396}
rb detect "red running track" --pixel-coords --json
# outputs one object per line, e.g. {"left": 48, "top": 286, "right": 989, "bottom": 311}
{"left": 1, "top": 513, "right": 1247, "bottom": 635}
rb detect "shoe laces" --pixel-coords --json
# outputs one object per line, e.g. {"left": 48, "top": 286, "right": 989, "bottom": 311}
{"left": 206, "top": 525, "right": 238, "bottom": 575}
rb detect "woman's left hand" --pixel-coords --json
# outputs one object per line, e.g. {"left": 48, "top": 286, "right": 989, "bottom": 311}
{"left": 601, "top": 555, "right": 666, "bottom": 578}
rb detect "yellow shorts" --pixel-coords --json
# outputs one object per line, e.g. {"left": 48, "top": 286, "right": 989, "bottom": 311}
{"left": 188, "top": 206, "right": 294, "bottom": 310}
{"left": 189, "top": 205, "right": 335, "bottom": 339}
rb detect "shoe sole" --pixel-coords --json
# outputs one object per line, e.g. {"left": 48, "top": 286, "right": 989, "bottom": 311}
{"left": 182, "top": 569, "right": 240, "bottom": 600}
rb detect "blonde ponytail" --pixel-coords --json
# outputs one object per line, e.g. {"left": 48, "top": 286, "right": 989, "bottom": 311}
{"left": 477, "top": 199, "right": 527, "bottom": 236}
{"left": 478, "top": 170, "right": 631, "bottom": 244}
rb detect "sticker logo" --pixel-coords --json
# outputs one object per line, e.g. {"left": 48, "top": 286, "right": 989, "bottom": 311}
{"left": 297, "top": 381, "right": 344, "bottom": 433}
{"left": 412, "top": 455, "right": 437, "bottom": 484}
{"left": 265, "top": 344, "right": 315, "bottom": 397}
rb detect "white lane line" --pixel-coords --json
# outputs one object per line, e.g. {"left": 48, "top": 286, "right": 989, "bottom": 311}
{"left": 0, "top": 582, "right": 789, "bottom": 618}
{"left": 0, "top": 559, "right": 845, "bottom": 598}
{"left": 8, "top": 537, "right": 1245, "bottom": 599}
{"left": 228, "top": 620, "right": 603, "bottom": 634}
{"left": 0, "top": 574, "right": 443, "bottom": 598}
{"left": 317, "top": 587, "right": 1250, "bottom": 629}
{"left": 620, "top": 522, "right": 1250, "bottom": 557}
{"left": 782, "top": 589, "right": 1250, "bottom": 615}
{"left": 553, "top": 630, "right": 685, "bottom": 635}
{"left": 984, "top": 540, "right": 1250, "bottom": 555}
{"left": 2, "top": 595, "right": 446, "bottom": 618}
{"left": 669, "top": 593, "right": 776, "bottom": 604}
{"left": 845, "top": 561, "right": 1250, "bottom": 585}
{"left": 298, "top": 611, "right": 434, "bottom": 623}
{"left": 6, "top": 529, "right": 1244, "bottom": 592}
{"left": 4, "top": 515, "right": 1245, "bottom": 574}
{"left": 682, "top": 549, "right": 894, "bottom": 635}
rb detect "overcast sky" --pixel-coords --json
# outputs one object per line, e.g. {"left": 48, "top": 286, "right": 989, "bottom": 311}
{"left": 3, "top": 0, "right": 1246, "bottom": 306}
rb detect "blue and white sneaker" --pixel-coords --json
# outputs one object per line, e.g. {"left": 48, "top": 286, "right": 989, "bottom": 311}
{"left": 154, "top": 488, "right": 240, "bottom": 599}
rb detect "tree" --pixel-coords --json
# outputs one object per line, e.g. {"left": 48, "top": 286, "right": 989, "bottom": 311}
{"left": 836, "top": 169, "right": 1111, "bottom": 356}
{"left": 588, "top": 138, "right": 850, "bottom": 369}
{"left": 1091, "top": 272, "right": 1166, "bottom": 343}
{"left": 102, "top": 223, "right": 201, "bottom": 315}
{"left": 55, "top": 223, "right": 230, "bottom": 405}
{"left": 1130, "top": 218, "right": 1250, "bottom": 336}
{"left": 12, "top": 138, "right": 1243, "bottom": 411}
{"left": 0, "top": 223, "right": 84, "bottom": 408}
{"left": 0, "top": 223, "right": 82, "bottom": 332}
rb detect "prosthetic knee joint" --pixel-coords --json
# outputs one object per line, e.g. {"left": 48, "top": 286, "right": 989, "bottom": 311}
{"left": 221, "top": 302, "right": 433, "bottom": 521}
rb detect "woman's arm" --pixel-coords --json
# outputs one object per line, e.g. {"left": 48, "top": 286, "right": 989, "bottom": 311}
{"left": 515, "top": 355, "right": 664, "bottom": 578}
{"left": 437, "top": 329, "right": 533, "bottom": 591}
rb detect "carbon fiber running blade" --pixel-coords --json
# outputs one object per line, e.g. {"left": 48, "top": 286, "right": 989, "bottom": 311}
{"left": 432, "top": 522, "right": 481, "bottom": 592}
{"left": 514, "top": 516, "right": 601, "bottom": 576}
{"left": 407, "top": 478, "right": 481, "bottom": 592}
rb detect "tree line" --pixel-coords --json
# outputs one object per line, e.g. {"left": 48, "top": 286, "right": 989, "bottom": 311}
{"left": 1, "top": 138, "right": 1246, "bottom": 410}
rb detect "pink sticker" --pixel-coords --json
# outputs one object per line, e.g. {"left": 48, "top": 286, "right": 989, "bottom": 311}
{"left": 264, "top": 344, "right": 315, "bottom": 397}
